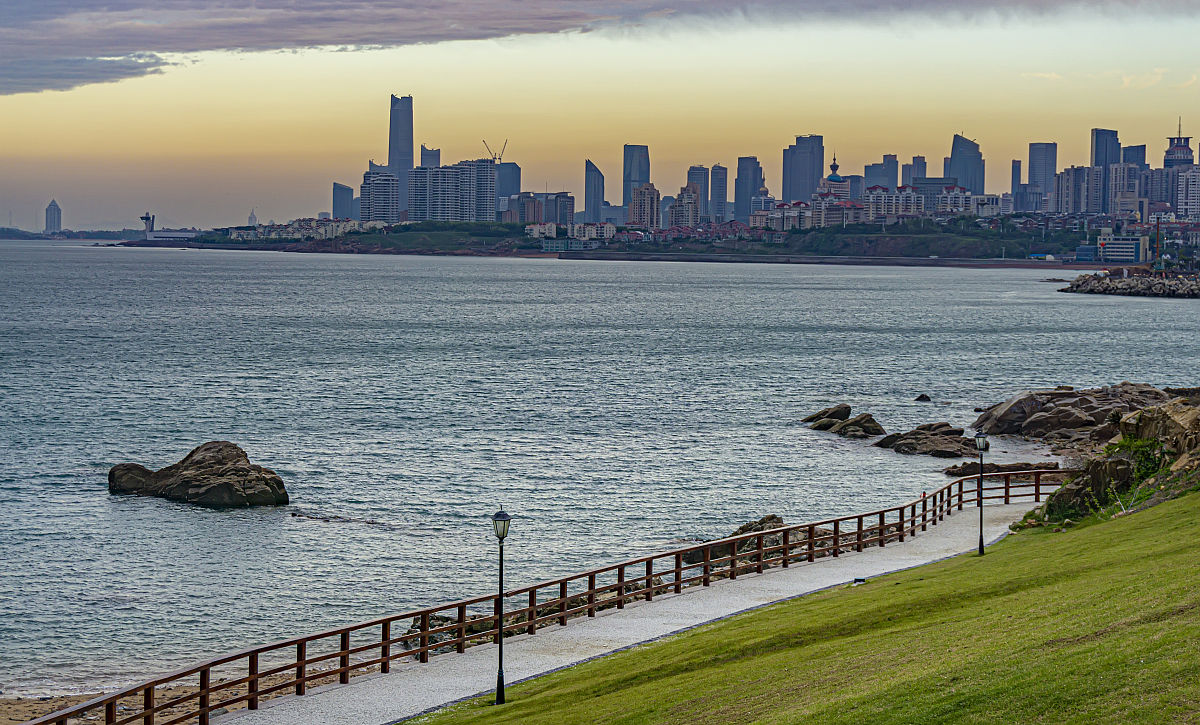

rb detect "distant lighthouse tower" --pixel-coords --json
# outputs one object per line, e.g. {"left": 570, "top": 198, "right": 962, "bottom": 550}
{"left": 248, "top": 209, "right": 258, "bottom": 226}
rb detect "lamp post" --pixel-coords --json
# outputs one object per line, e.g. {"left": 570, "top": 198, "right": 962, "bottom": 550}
{"left": 975, "top": 431, "right": 988, "bottom": 556}
{"left": 491, "top": 508, "right": 512, "bottom": 705}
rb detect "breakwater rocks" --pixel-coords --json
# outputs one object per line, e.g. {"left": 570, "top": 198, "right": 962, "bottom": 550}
{"left": 972, "top": 382, "right": 1170, "bottom": 445}
{"left": 1060, "top": 273, "right": 1200, "bottom": 298}
{"left": 942, "top": 461, "right": 1060, "bottom": 477}
{"left": 109, "top": 441, "right": 289, "bottom": 507}
{"left": 874, "top": 423, "right": 982, "bottom": 458}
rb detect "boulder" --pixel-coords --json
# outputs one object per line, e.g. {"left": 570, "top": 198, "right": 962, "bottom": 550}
{"left": 802, "top": 404, "right": 852, "bottom": 423}
{"left": 683, "top": 515, "right": 784, "bottom": 566}
{"left": 1042, "top": 455, "right": 1135, "bottom": 518}
{"left": 1118, "top": 398, "right": 1200, "bottom": 457}
{"left": 874, "top": 422, "right": 979, "bottom": 458}
{"left": 109, "top": 441, "right": 289, "bottom": 508}
{"left": 828, "top": 413, "right": 887, "bottom": 438}
{"left": 915, "top": 394, "right": 932, "bottom": 402}
{"left": 810, "top": 418, "right": 842, "bottom": 432}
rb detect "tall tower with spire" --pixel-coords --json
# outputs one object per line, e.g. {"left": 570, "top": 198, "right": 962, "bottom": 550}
{"left": 1165, "top": 118, "right": 1194, "bottom": 169}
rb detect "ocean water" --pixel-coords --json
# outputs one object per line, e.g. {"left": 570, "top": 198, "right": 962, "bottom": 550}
{"left": 1, "top": 240, "right": 1197, "bottom": 695}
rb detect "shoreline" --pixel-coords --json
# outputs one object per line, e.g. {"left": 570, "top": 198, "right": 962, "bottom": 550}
{"left": 115, "top": 240, "right": 1114, "bottom": 270}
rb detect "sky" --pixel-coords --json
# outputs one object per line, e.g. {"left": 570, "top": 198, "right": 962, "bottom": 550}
{"left": 2, "top": 1, "right": 1200, "bottom": 230}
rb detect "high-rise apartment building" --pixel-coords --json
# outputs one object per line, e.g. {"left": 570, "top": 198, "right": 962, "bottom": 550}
{"left": 734, "top": 157, "right": 765, "bottom": 223}
{"left": 1177, "top": 168, "right": 1200, "bottom": 220}
{"left": 408, "top": 159, "right": 497, "bottom": 223}
{"left": 628, "top": 182, "right": 660, "bottom": 228}
{"left": 387, "top": 94, "right": 414, "bottom": 212}
{"left": 332, "top": 183, "right": 355, "bottom": 219}
{"left": 668, "top": 183, "right": 702, "bottom": 227}
{"left": 710, "top": 164, "right": 728, "bottom": 222}
{"left": 1010, "top": 160, "right": 1022, "bottom": 196}
{"left": 948, "top": 135, "right": 985, "bottom": 194}
{"left": 1028, "top": 142, "right": 1058, "bottom": 198}
{"left": 622, "top": 145, "right": 651, "bottom": 208}
{"left": 420, "top": 144, "right": 441, "bottom": 167}
{"left": 44, "top": 200, "right": 61, "bottom": 233}
{"left": 1108, "top": 163, "right": 1142, "bottom": 214}
{"left": 782, "top": 135, "right": 824, "bottom": 203}
{"left": 686, "top": 165, "right": 710, "bottom": 218}
{"left": 1052, "top": 166, "right": 1103, "bottom": 214}
{"left": 1090, "top": 128, "right": 1121, "bottom": 212}
{"left": 360, "top": 168, "right": 401, "bottom": 223}
{"left": 864, "top": 163, "right": 889, "bottom": 190}
{"left": 911, "top": 156, "right": 927, "bottom": 181}
{"left": 538, "top": 192, "right": 575, "bottom": 225}
{"left": 584, "top": 160, "right": 605, "bottom": 223}
{"left": 882, "top": 155, "right": 899, "bottom": 190}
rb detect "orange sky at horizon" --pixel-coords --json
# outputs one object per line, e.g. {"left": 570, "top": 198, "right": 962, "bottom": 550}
{"left": 2, "top": 12, "right": 1199, "bottom": 229}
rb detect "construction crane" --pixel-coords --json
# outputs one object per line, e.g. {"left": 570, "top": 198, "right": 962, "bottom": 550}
{"left": 483, "top": 139, "right": 508, "bottom": 163}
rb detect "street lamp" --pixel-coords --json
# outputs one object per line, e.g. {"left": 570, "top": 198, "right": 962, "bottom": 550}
{"left": 975, "top": 431, "right": 988, "bottom": 556}
{"left": 491, "top": 508, "right": 512, "bottom": 705}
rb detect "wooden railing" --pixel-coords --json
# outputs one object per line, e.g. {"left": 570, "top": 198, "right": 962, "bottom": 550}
{"left": 24, "top": 469, "right": 1073, "bottom": 725}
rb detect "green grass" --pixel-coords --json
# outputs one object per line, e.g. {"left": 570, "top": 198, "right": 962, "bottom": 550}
{"left": 422, "top": 492, "right": 1200, "bottom": 725}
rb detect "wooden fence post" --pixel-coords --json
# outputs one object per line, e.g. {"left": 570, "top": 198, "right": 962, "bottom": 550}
{"left": 674, "top": 553, "right": 683, "bottom": 593}
{"left": 456, "top": 605, "right": 466, "bottom": 653}
{"left": 1004, "top": 473, "right": 1011, "bottom": 504}
{"left": 527, "top": 591, "right": 537, "bottom": 635}
{"left": 143, "top": 686, "right": 155, "bottom": 725}
{"left": 587, "top": 574, "right": 597, "bottom": 615}
{"left": 756, "top": 534, "right": 764, "bottom": 573}
{"left": 856, "top": 516, "right": 864, "bottom": 552}
{"left": 295, "top": 642, "right": 306, "bottom": 695}
{"left": 898, "top": 507, "right": 905, "bottom": 542}
{"left": 878, "top": 512, "right": 886, "bottom": 547}
{"left": 340, "top": 631, "right": 351, "bottom": 683}
{"left": 559, "top": 581, "right": 569, "bottom": 625}
{"left": 832, "top": 520, "right": 840, "bottom": 557}
{"left": 382, "top": 621, "right": 392, "bottom": 671}
{"left": 807, "top": 525, "right": 815, "bottom": 562}
{"left": 782, "top": 529, "right": 790, "bottom": 568}
{"left": 646, "top": 560, "right": 654, "bottom": 601}
{"left": 617, "top": 567, "right": 625, "bottom": 608}
{"left": 198, "top": 668, "right": 210, "bottom": 725}
{"left": 703, "top": 546, "right": 711, "bottom": 586}
{"left": 958, "top": 480, "right": 964, "bottom": 510}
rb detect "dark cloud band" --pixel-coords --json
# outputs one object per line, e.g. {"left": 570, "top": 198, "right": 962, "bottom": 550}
{"left": 0, "top": 1, "right": 1190, "bottom": 94}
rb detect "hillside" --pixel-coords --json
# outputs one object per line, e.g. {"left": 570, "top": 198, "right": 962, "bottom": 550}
{"left": 425, "top": 489, "right": 1200, "bottom": 724}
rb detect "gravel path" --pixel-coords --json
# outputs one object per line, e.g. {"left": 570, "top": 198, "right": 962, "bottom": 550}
{"left": 220, "top": 502, "right": 1034, "bottom": 725}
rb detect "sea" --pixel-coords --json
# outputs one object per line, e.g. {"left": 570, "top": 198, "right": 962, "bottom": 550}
{"left": 2, "top": 239, "right": 1197, "bottom": 695}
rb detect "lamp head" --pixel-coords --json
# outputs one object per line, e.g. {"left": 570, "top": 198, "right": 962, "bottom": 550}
{"left": 492, "top": 509, "right": 512, "bottom": 540}
{"left": 974, "top": 430, "right": 989, "bottom": 451}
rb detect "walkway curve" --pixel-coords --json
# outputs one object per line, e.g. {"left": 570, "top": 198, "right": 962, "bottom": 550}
{"left": 219, "top": 502, "right": 1036, "bottom": 725}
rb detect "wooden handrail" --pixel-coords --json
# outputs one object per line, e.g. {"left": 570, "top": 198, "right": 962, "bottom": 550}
{"left": 22, "top": 469, "right": 1075, "bottom": 725}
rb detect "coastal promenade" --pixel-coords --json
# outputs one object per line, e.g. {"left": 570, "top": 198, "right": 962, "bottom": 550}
{"left": 224, "top": 502, "right": 1037, "bottom": 725}
{"left": 24, "top": 471, "right": 1066, "bottom": 725}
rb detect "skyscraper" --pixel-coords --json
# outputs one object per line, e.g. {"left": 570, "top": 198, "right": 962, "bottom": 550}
{"left": 622, "top": 145, "right": 650, "bottom": 208}
{"left": 686, "top": 165, "right": 710, "bottom": 218}
{"left": 882, "top": 154, "right": 899, "bottom": 190}
{"left": 864, "top": 163, "right": 888, "bottom": 190}
{"left": 901, "top": 164, "right": 914, "bottom": 188}
{"left": 360, "top": 169, "right": 400, "bottom": 223}
{"left": 1122, "top": 145, "right": 1147, "bottom": 170}
{"left": 496, "top": 162, "right": 521, "bottom": 214}
{"left": 1090, "top": 128, "right": 1121, "bottom": 212}
{"left": 1165, "top": 121, "right": 1194, "bottom": 169}
{"left": 1010, "top": 160, "right": 1022, "bottom": 196}
{"left": 420, "top": 144, "right": 440, "bottom": 167}
{"left": 782, "top": 135, "right": 824, "bottom": 203}
{"left": 911, "top": 156, "right": 927, "bottom": 181}
{"left": 734, "top": 157, "right": 764, "bottom": 224}
{"left": 387, "top": 94, "right": 414, "bottom": 212}
{"left": 407, "top": 159, "right": 497, "bottom": 223}
{"left": 710, "top": 164, "right": 728, "bottom": 222}
{"left": 584, "top": 160, "right": 605, "bottom": 223}
{"left": 1028, "top": 142, "right": 1058, "bottom": 197}
{"left": 44, "top": 199, "right": 61, "bottom": 233}
{"left": 948, "top": 134, "right": 985, "bottom": 194}
{"left": 332, "top": 183, "right": 354, "bottom": 219}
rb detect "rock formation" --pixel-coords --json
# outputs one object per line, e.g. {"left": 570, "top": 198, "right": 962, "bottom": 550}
{"left": 109, "top": 441, "right": 289, "bottom": 508}
{"left": 874, "top": 422, "right": 981, "bottom": 458}
{"left": 1061, "top": 273, "right": 1200, "bottom": 298}
{"left": 803, "top": 405, "right": 886, "bottom": 438}
{"left": 972, "top": 383, "right": 1171, "bottom": 444}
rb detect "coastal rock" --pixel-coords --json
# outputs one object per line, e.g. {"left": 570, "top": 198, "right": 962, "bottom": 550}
{"left": 972, "top": 382, "right": 1171, "bottom": 441}
{"left": 915, "top": 394, "right": 932, "bottom": 402}
{"left": 682, "top": 515, "right": 785, "bottom": 566}
{"left": 109, "top": 441, "right": 289, "bottom": 508}
{"left": 942, "top": 461, "right": 1060, "bottom": 477}
{"left": 874, "top": 422, "right": 979, "bottom": 458}
{"left": 828, "top": 413, "right": 886, "bottom": 438}
{"left": 1118, "top": 398, "right": 1200, "bottom": 457}
{"left": 802, "top": 404, "right": 852, "bottom": 423}
{"left": 810, "top": 417, "right": 843, "bottom": 432}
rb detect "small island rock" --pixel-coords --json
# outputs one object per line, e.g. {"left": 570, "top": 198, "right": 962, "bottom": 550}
{"left": 109, "top": 441, "right": 289, "bottom": 508}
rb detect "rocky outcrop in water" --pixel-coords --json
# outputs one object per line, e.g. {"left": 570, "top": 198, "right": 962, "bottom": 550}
{"left": 1060, "top": 273, "right": 1200, "bottom": 298}
{"left": 874, "top": 422, "right": 981, "bottom": 458}
{"left": 803, "top": 405, "right": 886, "bottom": 438}
{"left": 972, "top": 382, "right": 1171, "bottom": 444}
{"left": 109, "top": 441, "right": 289, "bottom": 507}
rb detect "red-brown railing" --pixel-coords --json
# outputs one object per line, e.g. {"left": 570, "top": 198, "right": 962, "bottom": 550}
{"left": 24, "top": 469, "right": 1073, "bottom": 725}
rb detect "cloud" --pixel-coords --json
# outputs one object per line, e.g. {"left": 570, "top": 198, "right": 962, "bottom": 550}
{"left": 1, "top": 0, "right": 1197, "bottom": 95}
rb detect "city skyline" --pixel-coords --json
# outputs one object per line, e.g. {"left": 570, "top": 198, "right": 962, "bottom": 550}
{"left": 3, "top": 6, "right": 1200, "bottom": 228}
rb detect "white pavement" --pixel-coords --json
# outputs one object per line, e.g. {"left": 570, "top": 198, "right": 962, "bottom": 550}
{"left": 221, "top": 503, "right": 1034, "bottom": 725}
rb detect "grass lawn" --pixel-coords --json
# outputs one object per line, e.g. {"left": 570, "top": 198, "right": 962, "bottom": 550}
{"left": 421, "top": 493, "right": 1200, "bottom": 724}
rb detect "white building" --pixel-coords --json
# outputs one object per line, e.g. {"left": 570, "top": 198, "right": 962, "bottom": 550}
{"left": 567, "top": 222, "right": 616, "bottom": 241}
{"left": 360, "top": 169, "right": 401, "bottom": 223}
{"left": 1177, "top": 167, "right": 1200, "bottom": 220}
{"left": 525, "top": 223, "right": 557, "bottom": 239}
{"left": 407, "top": 159, "right": 497, "bottom": 223}
{"left": 542, "top": 237, "right": 603, "bottom": 252}
{"left": 936, "top": 186, "right": 973, "bottom": 213}
{"left": 863, "top": 185, "right": 925, "bottom": 221}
